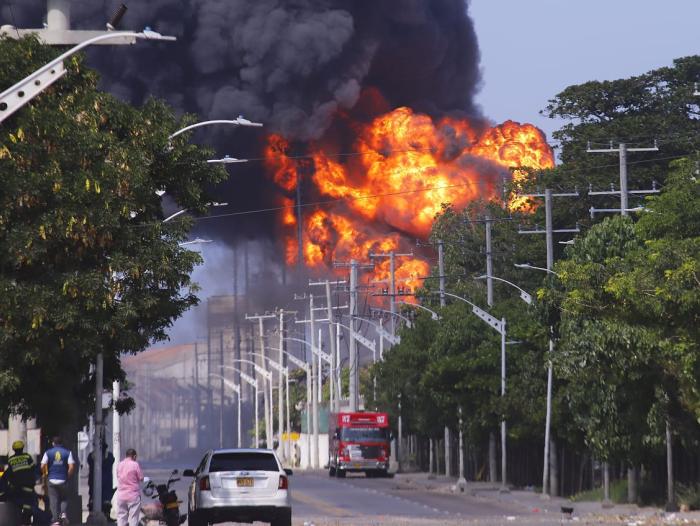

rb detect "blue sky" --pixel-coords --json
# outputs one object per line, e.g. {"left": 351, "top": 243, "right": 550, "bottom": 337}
{"left": 470, "top": 1, "right": 700, "bottom": 147}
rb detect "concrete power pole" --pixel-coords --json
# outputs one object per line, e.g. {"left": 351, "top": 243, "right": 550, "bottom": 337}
{"left": 349, "top": 264, "right": 358, "bottom": 412}
{"left": 436, "top": 241, "right": 452, "bottom": 477}
{"left": 518, "top": 188, "right": 579, "bottom": 496}
{"left": 246, "top": 313, "right": 277, "bottom": 449}
{"left": 587, "top": 142, "right": 659, "bottom": 218}
{"left": 368, "top": 251, "right": 413, "bottom": 337}
{"left": 308, "top": 279, "right": 348, "bottom": 413}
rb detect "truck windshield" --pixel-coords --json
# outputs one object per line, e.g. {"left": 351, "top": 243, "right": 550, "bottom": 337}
{"left": 340, "top": 427, "right": 388, "bottom": 441}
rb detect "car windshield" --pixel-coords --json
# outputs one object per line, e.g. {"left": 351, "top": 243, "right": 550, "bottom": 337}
{"left": 208, "top": 452, "right": 280, "bottom": 472}
{"left": 340, "top": 427, "right": 388, "bottom": 441}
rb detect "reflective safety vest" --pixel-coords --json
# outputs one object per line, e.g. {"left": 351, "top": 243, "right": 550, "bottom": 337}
{"left": 6, "top": 452, "right": 36, "bottom": 489}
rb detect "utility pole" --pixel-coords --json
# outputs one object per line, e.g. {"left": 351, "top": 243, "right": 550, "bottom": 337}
{"left": 277, "top": 309, "right": 298, "bottom": 461}
{"left": 309, "top": 279, "right": 348, "bottom": 413}
{"left": 368, "top": 251, "right": 413, "bottom": 336}
{"left": 310, "top": 295, "right": 319, "bottom": 469}
{"left": 246, "top": 313, "right": 277, "bottom": 449}
{"left": 334, "top": 259, "right": 374, "bottom": 411}
{"left": 587, "top": 142, "right": 659, "bottom": 217}
{"left": 437, "top": 240, "right": 452, "bottom": 478}
{"left": 480, "top": 223, "right": 498, "bottom": 484}
{"left": 457, "top": 407, "right": 466, "bottom": 491}
{"left": 92, "top": 353, "right": 104, "bottom": 524}
{"left": 294, "top": 294, "right": 332, "bottom": 469}
{"left": 485, "top": 218, "right": 494, "bottom": 306}
{"left": 277, "top": 310, "right": 285, "bottom": 460}
{"left": 518, "top": 188, "right": 579, "bottom": 497}
{"left": 219, "top": 332, "right": 224, "bottom": 448}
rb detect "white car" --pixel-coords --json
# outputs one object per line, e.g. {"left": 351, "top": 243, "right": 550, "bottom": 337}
{"left": 184, "top": 449, "right": 292, "bottom": 526}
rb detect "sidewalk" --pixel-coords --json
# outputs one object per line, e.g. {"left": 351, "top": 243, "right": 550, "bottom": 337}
{"left": 391, "top": 472, "right": 700, "bottom": 525}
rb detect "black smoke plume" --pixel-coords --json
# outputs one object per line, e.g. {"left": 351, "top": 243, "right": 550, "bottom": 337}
{"left": 5, "top": 1, "right": 481, "bottom": 140}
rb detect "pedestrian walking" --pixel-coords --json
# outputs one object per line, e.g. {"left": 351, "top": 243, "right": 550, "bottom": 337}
{"left": 40, "top": 436, "right": 76, "bottom": 526}
{"left": 1, "top": 440, "right": 39, "bottom": 525}
{"left": 116, "top": 448, "right": 143, "bottom": 526}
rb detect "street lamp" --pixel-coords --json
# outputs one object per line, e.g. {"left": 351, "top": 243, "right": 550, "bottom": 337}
{"left": 162, "top": 201, "right": 228, "bottom": 223}
{"left": 0, "top": 28, "right": 176, "bottom": 123}
{"left": 514, "top": 263, "right": 558, "bottom": 496}
{"left": 209, "top": 373, "right": 242, "bottom": 448}
{"left": 207, "top": 155, "right": 250, "bottom": 165}
{"left": 282, "top": 336, "right": 329, "bottom": 469}
{"left": 475, "top": 275, "right": 532, "bottom": 305}
{"left": 224, "top": 359, "right": 273, "bottom": 449}
{"left": 265, "top": 346, "right": 310, "bottom": 464}
{"left": 249, "top": 352, "right": 288, "bottom": 455}
{"left": 396, "top": 300, "right": 441, "bottom": 321}
{"left": 168, "top": 116, "right": 262, "bottom": 141}
{"left": 368, "top": 307, "right": 413, "bottom": 328}
{"left": 220, "top": 365, "right": 259, "bottom": 448}
{"left": 434, "top": 290, "right": 509, "bottom": 491}
{"left": 177, "top": 238, "right": 212, "bottom": 247}
{"left": 514, "top": 263, "right": 559, "bottom": 277}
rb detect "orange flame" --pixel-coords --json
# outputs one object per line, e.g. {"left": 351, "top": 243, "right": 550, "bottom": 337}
{"left": 268, "top": 107, "right": 553, "bottom": 293}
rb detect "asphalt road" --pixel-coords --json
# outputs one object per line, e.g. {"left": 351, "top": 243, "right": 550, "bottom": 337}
{"left": 143, "top": 467, "right": 533, "bottom": 525}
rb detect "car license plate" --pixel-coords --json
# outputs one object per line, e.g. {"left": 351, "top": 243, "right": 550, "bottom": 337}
{"left": 237, "top": 477, "right": 254, "bottom": 487}
{"left": 353, "top": 463, "right": 362, "bottom": 468}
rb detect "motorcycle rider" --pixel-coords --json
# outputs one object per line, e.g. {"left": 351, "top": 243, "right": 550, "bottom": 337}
{"left": 1, "top": 440, "right": 39, "bottom": 525}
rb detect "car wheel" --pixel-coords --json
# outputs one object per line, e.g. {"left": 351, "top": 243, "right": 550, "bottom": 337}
{"left": 271, "top": 507, "right": 292, "bottom": 526}
{"left": 187, "top": 509, "right": 205, "bottom": 526}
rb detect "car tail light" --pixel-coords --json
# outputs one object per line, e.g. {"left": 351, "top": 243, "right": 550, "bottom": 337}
{"left": 278, "top": 475, "right": 288, "bottom": 490}
{"left": 199, "top": 476, "right": 210, "bottom": 491}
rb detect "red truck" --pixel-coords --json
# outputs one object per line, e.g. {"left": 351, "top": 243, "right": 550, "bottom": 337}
{"left": 328, "top": 412, "right": 391, "bottom": 478}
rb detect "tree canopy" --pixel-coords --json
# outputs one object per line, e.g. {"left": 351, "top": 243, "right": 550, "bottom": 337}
{"left": 0, "top": 36, "right": 226, "bottom": 433}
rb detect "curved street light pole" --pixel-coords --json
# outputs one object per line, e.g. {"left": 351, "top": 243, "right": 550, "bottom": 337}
{"left": 209, "top": 373, "right": 242, "bottom": 448}
{"left": 0, "top": 29, "right": 176, "bottom": 124}
{"left": 265, "top": 345, "right": 310, "bottom": 463}
{"left": 396, "top": 300, "right": 441, "bottom": 321}
{"left": 514, "top": 263, "right": 558, "bottom": 496}
{"left": 229, "top": 358, "right": 273, "bottom": 449}
{"left": 475, "top": 275, "right": 533, "bottom": 305}
{"left": 219, "top": 365, "right": 258, "bottom": 448}
{"left": 223, "top": 360, "right": 271, "bottom": 448}
{"left": 434, "top": 290, "right": 509, "bottom": 491}
{"left": 249, "top": 352, "right": 290, "bottom": 459}
{"left": 369, "top": 307, "right": 413, "bottom": 328}
{"left": 167, "top": 117, "right": 262, "bottom": 140}
{"left": 281, "top": 337, "right": 315, "bottom": 468}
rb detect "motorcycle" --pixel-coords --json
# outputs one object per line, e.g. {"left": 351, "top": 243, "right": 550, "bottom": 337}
{"left": 139, "top": 469, "right": 186, "bottom": 526}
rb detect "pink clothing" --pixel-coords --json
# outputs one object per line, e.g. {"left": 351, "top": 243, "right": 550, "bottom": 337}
{"left": 116, "top": 457, "right": 143, "bottom": 503}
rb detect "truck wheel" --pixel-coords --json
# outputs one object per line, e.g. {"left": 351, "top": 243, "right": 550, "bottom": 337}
{"left": 329, "top": 464, "right": 336, "bottom": 476}
{"left": 336, "top": 468, "right": 346, "bottom": 478}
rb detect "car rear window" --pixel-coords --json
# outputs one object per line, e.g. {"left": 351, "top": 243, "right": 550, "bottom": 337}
{"left": 208, "top": 452, "right": 280, "bottom": 472}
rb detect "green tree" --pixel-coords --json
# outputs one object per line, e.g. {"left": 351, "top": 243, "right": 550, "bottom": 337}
{"left": 608, "top": 159, "right": 700, "bottom": 425}
{"left": 0, "top": 36, "right": 226, "bottom": 434}
{"left": 550, "top": 216, "right": 671, "bottom": 464}
{"left": 533, "top": 56, "right": 700, "bottom": 237}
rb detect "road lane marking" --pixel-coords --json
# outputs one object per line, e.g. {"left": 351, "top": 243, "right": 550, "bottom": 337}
{"left": 293, "top": 490, "right": 352, "bottom": 517}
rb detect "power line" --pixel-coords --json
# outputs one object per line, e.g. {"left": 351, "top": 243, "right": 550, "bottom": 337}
{"left": 129, "top": 178, "right": 506, "bottom": 227}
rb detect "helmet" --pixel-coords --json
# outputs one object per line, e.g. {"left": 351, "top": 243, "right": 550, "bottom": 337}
{"left": 11, "top": 440, "right": 24, "bottom": 451}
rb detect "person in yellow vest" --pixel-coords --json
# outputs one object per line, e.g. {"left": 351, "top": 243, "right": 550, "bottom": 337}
{"left": 1, "top": 440, "right": 39, "bottom": 525}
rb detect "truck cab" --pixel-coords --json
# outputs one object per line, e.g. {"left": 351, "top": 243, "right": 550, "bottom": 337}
{"left": 328, "top": 412, "right": 390, "bottom": 478}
